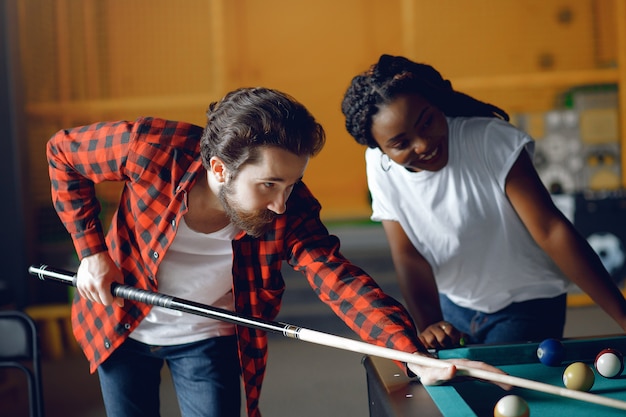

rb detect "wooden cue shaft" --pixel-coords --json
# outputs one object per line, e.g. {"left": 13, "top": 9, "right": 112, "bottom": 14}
{"left": 454, "top": 365, "right": 626, "bottom": 410}
{"left": 296, "top": 328, "right": 626, "bottom": 410}
{"left": 29, "top": 264, "right": 626, "bottom": 410}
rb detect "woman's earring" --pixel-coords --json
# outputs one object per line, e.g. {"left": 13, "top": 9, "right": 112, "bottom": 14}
{"left": 380, "top": 153, "right": 392, "bottom": 172}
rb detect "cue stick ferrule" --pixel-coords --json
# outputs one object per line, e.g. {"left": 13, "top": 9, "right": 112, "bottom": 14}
{"left": 282, "top": 324, "right": 301, "bottom": 339}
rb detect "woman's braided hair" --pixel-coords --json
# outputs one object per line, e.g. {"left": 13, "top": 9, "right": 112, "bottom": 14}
{"left": 341, "top": 54, "right": 509, "bottom": 148}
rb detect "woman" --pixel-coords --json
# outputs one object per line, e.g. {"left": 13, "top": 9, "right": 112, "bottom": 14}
{"left": 341, "top": 54, "right": 626, "bottom": 349}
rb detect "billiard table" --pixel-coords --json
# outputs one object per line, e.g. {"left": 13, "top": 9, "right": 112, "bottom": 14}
{"left": 363, "top": 335, "right": 626, "bottom": 416}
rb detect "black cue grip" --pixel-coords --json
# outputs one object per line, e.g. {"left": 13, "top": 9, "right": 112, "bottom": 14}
{"left": 28, "top": 264, "right": 174, "bottom": 309}
{"left": 111, "top": 284, "right": 174, "bottom": 308}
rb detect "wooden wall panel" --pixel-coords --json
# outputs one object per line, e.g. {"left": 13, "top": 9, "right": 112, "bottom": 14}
{"left": 402, "top": 0, "right": 605, "bottom": 113}
{"left": 104, "top": 0, "right": 219, "bottom": 99}
{"left": 220, "top": 0, "right": 405, "bottom": 218}
{"left": 16, "top": 0, "right": 621, "bottom": 224}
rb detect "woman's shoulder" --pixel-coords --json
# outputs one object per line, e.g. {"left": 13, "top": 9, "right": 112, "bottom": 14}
{"left": 449, "top": 117, "right": 527, "bottom": 148}
{"left": 448, "top": 116, "right": 515, "bottom": 133}
{"left": 365, "top": 146, "right": 383, "bottom": 159}
{"left": 365, "top": 147, "right": 385, "bottom": 173}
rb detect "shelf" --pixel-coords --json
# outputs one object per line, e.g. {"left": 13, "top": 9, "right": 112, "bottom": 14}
{"left": 453, "top": 68, "right": 619, "bottom": 91}
{"left": 25, "top": 93, "right": 219, "bottom": 119}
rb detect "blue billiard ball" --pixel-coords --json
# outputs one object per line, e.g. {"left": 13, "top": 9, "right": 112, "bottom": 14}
{"left": 537, "top": 338, "right": 565, "bottom": 366}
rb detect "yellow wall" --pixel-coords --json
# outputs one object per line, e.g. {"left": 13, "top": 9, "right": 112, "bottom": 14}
{"left": 17, "top": 0, "right": 623, "bottom": 226}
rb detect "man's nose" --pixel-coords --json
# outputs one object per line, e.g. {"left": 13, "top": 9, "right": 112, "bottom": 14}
{"left": 267, "top": 193, "right": 287, "bottom": 214}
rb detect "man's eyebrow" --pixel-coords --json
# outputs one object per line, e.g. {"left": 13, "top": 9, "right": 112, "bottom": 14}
{"left": 258, "top": 175, "right": 304, "bottom": 183}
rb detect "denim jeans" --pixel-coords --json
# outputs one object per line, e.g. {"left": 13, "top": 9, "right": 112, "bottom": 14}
{"left": 97, "top": 335, "right": 241, "bottom": 417}
{"left": 439, "top": 293, "right": 567, "bottom": 345}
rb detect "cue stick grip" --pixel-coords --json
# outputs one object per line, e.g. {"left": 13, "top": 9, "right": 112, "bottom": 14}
{"left": 27, "top": 264, "right": 287, "bottom": 333}
{"left": 29, "top": 264, "right": 177, "bottom": 309}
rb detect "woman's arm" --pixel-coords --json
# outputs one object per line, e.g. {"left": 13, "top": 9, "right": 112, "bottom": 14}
{"left": 382, "top": 219, "right": 464, "bottom": 348}
{"left": 505, "top": 150, "right": 626, "bottom": 331}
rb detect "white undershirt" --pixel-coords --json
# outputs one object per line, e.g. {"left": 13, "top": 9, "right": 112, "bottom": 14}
{"left": 130, "top": 217, "right": 239, "bottom": 345}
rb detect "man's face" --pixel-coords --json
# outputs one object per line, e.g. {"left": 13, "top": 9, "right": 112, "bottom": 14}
{"left": 218, "top": 146, "right": 309, "bottom": 237}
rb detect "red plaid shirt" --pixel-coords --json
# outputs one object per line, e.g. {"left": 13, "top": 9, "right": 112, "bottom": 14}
{"left": 47, "top": 117, "right": 422, "bottom": 417}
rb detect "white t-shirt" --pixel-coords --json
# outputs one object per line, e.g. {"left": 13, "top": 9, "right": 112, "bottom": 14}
{"left": 130, "top": 218, "right": 239, "bottom": 345}
{"left": 366, "top": 117, "right": 570, "bottom": 313}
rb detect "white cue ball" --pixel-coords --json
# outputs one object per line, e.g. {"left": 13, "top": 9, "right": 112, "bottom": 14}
{"left": 493, "top": 394, "right": 530, "bottom": 417}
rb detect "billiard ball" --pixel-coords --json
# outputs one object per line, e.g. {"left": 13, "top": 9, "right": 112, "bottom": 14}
{"left": 563, "top": 362, "right": 595, "bottom": 391}
{"left": 595, "top": 348, "right": 624, "bottom": 378}
{"left": 537, "top": 338, "right": 565, "bottom": 366}
{"left": 493, "top": 395, "right": 529, "bottom": 417}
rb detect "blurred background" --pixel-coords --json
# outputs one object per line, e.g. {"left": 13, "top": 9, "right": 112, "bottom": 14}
{"left": 1, "top": 0, "right": 626, "bottom": 415}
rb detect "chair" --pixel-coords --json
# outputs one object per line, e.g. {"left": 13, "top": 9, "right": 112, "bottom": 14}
{"left": 0, "top": 310, "right": 45, "bottom": 417}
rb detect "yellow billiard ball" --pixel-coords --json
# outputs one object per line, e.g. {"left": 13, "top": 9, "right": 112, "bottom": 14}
{"left": 563, "top": 362, "right": 595, "bottom": 391}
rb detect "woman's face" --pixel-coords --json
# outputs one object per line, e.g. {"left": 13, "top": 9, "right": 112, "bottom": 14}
{"left": 371, "top": 93, "right": 449, "bottom": 172}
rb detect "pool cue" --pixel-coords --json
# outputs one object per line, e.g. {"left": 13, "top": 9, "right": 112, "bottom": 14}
{"left": 29, "top": 264, "right": 626, "bottom": 411}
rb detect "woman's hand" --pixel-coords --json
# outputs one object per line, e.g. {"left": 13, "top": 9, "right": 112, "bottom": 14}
{"left": 418, "top": 321, "right": 466, "bottom": 350}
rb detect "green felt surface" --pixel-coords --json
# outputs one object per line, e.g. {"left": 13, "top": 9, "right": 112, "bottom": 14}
{"left": 424, "top": 336, "right": 626, "bottom": 416}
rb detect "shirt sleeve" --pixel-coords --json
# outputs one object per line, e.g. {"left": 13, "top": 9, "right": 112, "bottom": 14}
{"left": 481, "top": 118, "right": 534, "bottom": 189}
{"left": 365, "top": 147, "right": 400, "bottom": 223}
{"left": 47, "top": 120, "right": 136, "bottom": 258}
{"left": 284, "top": 184, "right": 423, "bottom": 355}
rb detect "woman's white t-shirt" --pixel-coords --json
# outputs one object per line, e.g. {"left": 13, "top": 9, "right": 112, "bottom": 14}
{"left": 130, "top": 218, "right": 239, "bottom": 345}
{"left": 366, "top": 117, "right": 570, "bottom": 313}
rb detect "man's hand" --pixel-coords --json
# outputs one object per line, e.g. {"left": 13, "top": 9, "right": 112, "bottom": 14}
{"left": 76, "top": 252, "right": 125, "bottom": 307}
{"left": 408, "top": 354, "right": 512, "bottom": 390}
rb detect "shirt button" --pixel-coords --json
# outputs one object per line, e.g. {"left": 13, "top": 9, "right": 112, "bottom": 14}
{"left": 124, "top": 323, "right": 131, "bottom": 330}
{"left": 104, "top": 340, "right": 111, "bottom": 349}
{"left": 171, "top": 219, "right": 176, "bottom": 228}
{"left": 152, "top": 251, "right": 159, "bottom": 260}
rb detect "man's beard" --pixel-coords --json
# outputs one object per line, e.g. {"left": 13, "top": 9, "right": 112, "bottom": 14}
{"left": 218, "top": 181, "right": 277, "bottom": 238}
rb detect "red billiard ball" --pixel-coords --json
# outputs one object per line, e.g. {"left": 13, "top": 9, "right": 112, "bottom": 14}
{"left": 563, "top": 362, "right": 595, "bottom": 391}
{"left": 537, "top": 338, "right": 565, "bottom": 366}
{"left": 493, "top": 395, "right": 529, "bottom": 417}
{"left": 595, "top": 348, "right": 624, "bottom": 378}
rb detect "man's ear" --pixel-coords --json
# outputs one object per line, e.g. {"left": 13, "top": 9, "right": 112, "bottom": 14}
{"left": 209, "top": 156, "right": 227, "bottom": 183}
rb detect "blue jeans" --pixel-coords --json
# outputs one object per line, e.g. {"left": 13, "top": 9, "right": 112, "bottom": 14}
{"left": 97, "top": 335, "right": 241, "bottom": 417}
{"left": 439, "top": 293, "right": 566, "bottom": 345}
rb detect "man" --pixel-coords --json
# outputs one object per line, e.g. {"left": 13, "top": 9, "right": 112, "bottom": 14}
{"left": 48, "top": 87, "right": 503, "bottom": 417}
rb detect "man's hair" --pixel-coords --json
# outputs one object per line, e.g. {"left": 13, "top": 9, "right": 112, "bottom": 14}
{"left": 341, "top": 54, "right": 509, "bottom": 148}
{"left": 201, "top": 87, "right": 325, "bottom": 175}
